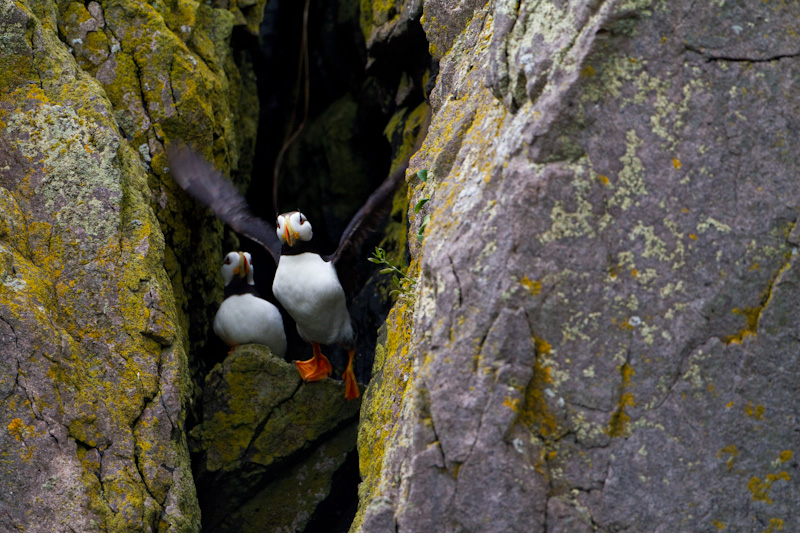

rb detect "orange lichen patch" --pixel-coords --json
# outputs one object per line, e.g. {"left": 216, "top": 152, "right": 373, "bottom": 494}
{"left": 746, "top": 401, "right": 765, "bottom": 420}
{"left": 607, "top": 363, "right": 635, "bottom": 438}
{"left": 717, "top": 444, "right": 739, "bottom": 471}
{"left": 689, "top": 233, "right": 698, "bottom": 240}
{"left": 749, "top": 262, "right": 761, "bottom": 271}
{"left": 520, "top": 276, "right": 542, "bottom": 296}
{"left": 503, "top": 396, "right": 520, "bottom": 412}
{"left": 597, "top": 174, "right": 610, "bottom": 185}
{"left": 534, "top": 336, "right": 551, "bottom": 356}
{"left": 612, "top": 317, "right": 634, "bottom": 331}
{"left": 7, "top": 418, "right": 37, "bottom": 461}
{"left": 7, "top": 418, "right": 32, "bottom": 441}
{"left": 580, "top": 65, "right": 596, "bottom": 77}
{"left": 673, "top": 157, "right": 682, "bottom": 169}
{"left": 723, "top": 307, "right": 761, "bottom": 344}
{"left": 725, "top": 401, "right": 735, "bottom": 409}
{"left": 519, "top": 336, "right": 557, "bottom": 438}
{"left": 630, "top": 268, "right": 639, "bottom": 277}
{"left": 778, "top": 450, "right": 793, "bottom": 463}
{"left": 747, "top": 471, "right": 790, "bottom": 504}
{"left": 712, "top": 520, "right": 726, "bottom": 530}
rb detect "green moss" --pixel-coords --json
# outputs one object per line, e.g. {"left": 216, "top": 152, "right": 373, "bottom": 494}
{"left": 359, "top": 0, "right": 399, "bottom": 42}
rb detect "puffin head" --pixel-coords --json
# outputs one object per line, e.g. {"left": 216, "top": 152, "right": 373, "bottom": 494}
{"left": 276, "top": 211, "right": 312, "bottom": 247}
{"left": 221, "top": 251, "right": 250, "bottom": 286}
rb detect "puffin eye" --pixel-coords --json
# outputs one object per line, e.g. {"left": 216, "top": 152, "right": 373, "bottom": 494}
{"left": 299, "top": 213, "right": 306, "bottom": 225}
{"left": 224, "top": 257, "right": 231, "bottom": 264}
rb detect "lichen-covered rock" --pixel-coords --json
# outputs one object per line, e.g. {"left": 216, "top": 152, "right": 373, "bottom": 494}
{"left": 355, "top": 1, "right": 800, "bottom": 532}
{"left": 223, "top": 422, "right": 359, "bottom": 533}
{"left": 0, "top": 2, "right": 199, "bottom": 530}
{"left": 190, "top": 344, "right": 362, "bottom": 531}
{"left": 1, "top": 0, "right": 268, "bottom": 528}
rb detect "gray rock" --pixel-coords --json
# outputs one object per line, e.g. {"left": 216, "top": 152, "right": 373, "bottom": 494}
{"left": 355, "top": 1, "right": 800, "bottom": 531}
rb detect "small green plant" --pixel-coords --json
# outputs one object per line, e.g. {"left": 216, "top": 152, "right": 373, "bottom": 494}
{"left": 369, "top": 247, "right": 416, "bottom": 300}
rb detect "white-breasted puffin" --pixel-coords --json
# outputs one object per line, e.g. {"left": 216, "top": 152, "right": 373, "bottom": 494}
{"left": 168, "top": 145, "right": 409, "bottom": 400}
{"left": 213, "top": 251, "right": 287, "bottom": 358}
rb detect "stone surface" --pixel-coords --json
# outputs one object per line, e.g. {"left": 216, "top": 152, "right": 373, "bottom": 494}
{"left": 0, "top": 2, "right": 199, "bottom": 529}
{"left": 355, "top": 1, "right": 800, "bottom": 532}
{"left": 0, "top": 0, "right": 267, "bottom": 528}
{"left": 189, "top": 344, "right": 362, "bottom": 531}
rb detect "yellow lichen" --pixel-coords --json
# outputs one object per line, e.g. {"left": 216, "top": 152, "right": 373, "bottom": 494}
{"left": 717, "top": 444, "right": 739, "bottom": 471}
{"left": 520, "top": 275, "right": 542, "bottom": 296}
{"left": 762, "top": 518, "right": 784, "bottom": 533}
{"left": 724, "top": 307, "right": 761, "bottom": 345}
{"left": 519, "top": 336, "right": 557, "bottom": 438}
{"left": 607, "top": 363, "right": 635, "bottom": 438}
{"left": 747, "top": 472, "right": 790, "bottom": 504}
{"left": 745, "top": 401, "right": 766, "bottom": 420}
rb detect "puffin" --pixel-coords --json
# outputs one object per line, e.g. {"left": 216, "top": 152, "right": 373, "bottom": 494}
{"left": 213, "top": 250, "right": 287, "bottom": 358}
{"left": 168, "top": 145, "right": 409, "bottom": 400}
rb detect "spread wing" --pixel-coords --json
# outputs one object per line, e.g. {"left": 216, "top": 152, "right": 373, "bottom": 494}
{"left": 327, "top": 106, "right": 431, "bottom": 266}
{"left": 324, "top": 164, "right": 407, "bottom": 266}
{"left": 167, "top": 144, "right": 282, "bottom": 265}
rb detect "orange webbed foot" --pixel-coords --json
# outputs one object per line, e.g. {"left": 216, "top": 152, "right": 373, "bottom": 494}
{"left": 294, "top": 342, "right": 333, "bottom": 382}
{"left": 343, "top": 349, "right": 359, "bottom": 401}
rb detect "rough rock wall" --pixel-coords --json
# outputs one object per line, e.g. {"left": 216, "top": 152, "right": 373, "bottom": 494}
{"left": 356, "top": 1, "right": 800, "bottom": 532}
{"left": 0, "top": 0, "right": 265, "bottom": 528}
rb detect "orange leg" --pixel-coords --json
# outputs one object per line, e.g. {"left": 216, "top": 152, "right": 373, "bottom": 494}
{"left": 342, "top": 349, "right": 359, "bottom": 400}
{"left": 295, "top": 342, "right": 333, "bottom": 382}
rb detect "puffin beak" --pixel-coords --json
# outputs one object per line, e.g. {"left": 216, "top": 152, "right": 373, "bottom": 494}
{"left": 236, "top": 252, "right": 247, "bottom": 278}
{"left": 242, "top": 253, "right": 250, "bottom": 277}
{"left": 284, "top": 220, "right": 294, "bottom": 246}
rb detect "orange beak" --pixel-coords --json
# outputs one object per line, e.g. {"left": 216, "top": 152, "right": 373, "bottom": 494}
{"left": 283, "top": 220, "right": 294, "bottom": 246}
{"left": 241, "top": 252, "right": 250, "bottom": 277}
{"left": 234, "top": 252, "right": 247, "bottom": 278}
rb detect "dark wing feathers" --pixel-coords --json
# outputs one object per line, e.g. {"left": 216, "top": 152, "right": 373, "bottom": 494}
{"left": 325, "top": 164, "right": 407, "bottom": 266}
{"left": 167, "top": 145, "right": 282, "bottom": 265}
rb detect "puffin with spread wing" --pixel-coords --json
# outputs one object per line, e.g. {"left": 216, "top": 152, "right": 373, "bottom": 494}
{"left": 169, "top": 146, "right": 408, "bottom": 400}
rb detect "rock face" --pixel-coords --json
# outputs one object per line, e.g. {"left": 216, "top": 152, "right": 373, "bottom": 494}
{"left": 189, "top": 344, "right": 361, "bottom": 531}
{"left": 356, "top": 1, "right": 800, "bottom": 532}
{"left": 0, "top": 0, "right": 264, "bottom": 528}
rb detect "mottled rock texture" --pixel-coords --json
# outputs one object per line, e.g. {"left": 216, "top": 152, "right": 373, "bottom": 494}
{"left": 0, "top": 0, "right": 266, "bottom": 527}
{"left": 189, "top": 344, "right": 361, "bottom": 531}
{"left": 356, "top": 1, "right": 800, "bottom": 532}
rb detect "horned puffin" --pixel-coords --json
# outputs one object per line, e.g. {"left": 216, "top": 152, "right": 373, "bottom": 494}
{"left": 168, "top": 145, "right": 409, "bottom": 400}
{"left": 214, "top": 251, "right": 287, "bottom": 358}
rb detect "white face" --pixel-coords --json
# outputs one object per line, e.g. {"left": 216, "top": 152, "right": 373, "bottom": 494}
{"left": 221, "top": 251, "right": 249, "bottom": 285}
{"left": 276, "top": 211, "right": 313, "bottom": 247}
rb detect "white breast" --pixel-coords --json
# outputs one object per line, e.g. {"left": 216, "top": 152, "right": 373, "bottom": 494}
{"left": 213, "top": 294, "right": 287, "bottom": 357}
{"left": 272, "top": 253, "right": 354, "bottom": 346}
